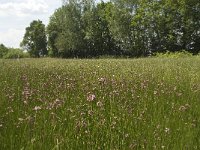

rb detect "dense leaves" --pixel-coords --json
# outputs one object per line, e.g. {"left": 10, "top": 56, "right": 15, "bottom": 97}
{"left": 0, "top": 44, "right": 9, "bottom": 58}
{"left": 0, "top": 44, "right": 29, "bottom": 59}
{"left": 20, "top": 0, "right": 200, "bottom": 58}
{"left": 21, "top": 20, "right": 47, "bottom": 57}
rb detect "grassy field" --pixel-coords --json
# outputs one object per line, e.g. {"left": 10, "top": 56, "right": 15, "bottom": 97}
{"left": 0, "top": 58, "right": 200, "bottom": 149}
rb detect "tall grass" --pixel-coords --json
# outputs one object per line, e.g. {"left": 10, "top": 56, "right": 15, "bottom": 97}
{"left": 0, "top": 58, "right": 200, "bottom": 149}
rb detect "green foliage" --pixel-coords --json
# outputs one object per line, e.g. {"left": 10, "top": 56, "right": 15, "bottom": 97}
{"left": 154, "top": 50, "right": 193, "bottom": 58}
{"left": 47, "top": 3, "right": 85, "bottom": 58}
{"left": 3, "top": 48, "right": 30, "bottom": 59}
{"left": 0, "top": 58, "right": 200, "bottom": 149}
{"left": 21, "top": 20, "right": 47, "bottom": 57}
{"left": 46, "top": 0, "right": 200, "bottom": 58}
{"left": 107, "top": 0, "right": 136, "bottom": 55}
{"left": 0, "top": 44, "right": 9, "bottom": 58}
{"left": 83, "top": 2, "right": 118, "bottom": 56}
{"left": 0, "top": 44, "right": 29, "bottom": 59}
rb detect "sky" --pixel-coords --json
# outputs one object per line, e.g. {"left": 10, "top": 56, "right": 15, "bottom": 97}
{"left": 0, "top": 0, "right": 62, "bottom": 48}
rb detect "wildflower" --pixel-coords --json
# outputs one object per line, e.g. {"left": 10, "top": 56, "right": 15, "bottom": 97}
{"left": 99, "top": 77, "right": 105, "bottom": 82}
{"left": 185, "top": 104, "right": 190, "bottom": 108}
{"left": 80, "top": 112, "right": 86, "bottom": 116}
{"left": 85, "top": 130, "right": 89, "bottom": 134}
{"left": 125, "top": 134, "right": 129, "bottom": 138}
{"left": 141, "top": 83, "right": 147, "bottom": 89}
{"left": 179, "top": 106, "right": 186, "bottom": 111}
{"left": 176, "top": 92, "right": 182, "bottom": 97}
{"left": 7, "top": 107, "right": 14, "bottom": 113}
{"left": 161, "top": 145, "right": 165, "bottom": 149}
{"left": 31, "top": 138, "right": 36, "bottom": 143}
{"left": 154, "top": 90, "right": 158, "bottom": 95}
{"left": 18, "top": 118, "right": 24, "bottom": 121}
{"left": 98, "top": 77, "right": 106, "bottom": 84}
{"left": 54, "top": 99, "right": 63, "bottom": 107}
{"left": 88, "top": 110, "right": 93, "bottom": 116}
{"left": 33, "top": 106, "right": 42, "bottom": 111}
{"left": 87, "top": 93, "right": 96, "bottom": 102}
{"left": 26, "top": 116, "right": 35, "bottom": 125}
{"left": 179, "top": 104, "right": 190, "bottom": 112}
{"left": 165, "top": 128, "right": 170, "bottom": 133}
{"left": 174, "top": 86, "right": 177, "bottom": 91}
{"left": 97, "top": 101, "right": 103, "bottom": 107}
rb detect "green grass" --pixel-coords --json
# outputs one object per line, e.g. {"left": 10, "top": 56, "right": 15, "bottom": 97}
{"left": 0, "top": 58, "right": 200, "bottom": 149}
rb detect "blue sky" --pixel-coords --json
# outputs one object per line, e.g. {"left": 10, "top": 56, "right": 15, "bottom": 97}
{"left": 0, "top": 0, "right": 62, "bottom": 48}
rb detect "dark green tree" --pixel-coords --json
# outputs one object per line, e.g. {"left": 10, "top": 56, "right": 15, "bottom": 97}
{"left": 21, "top": 20, "right": 47, "bottom": 57}
{"left": 82, "top": 1, "right": 118, "bottom": 57}
{"left": 0, "top": 44, "right": 9, "bottom": 58}
{"left": 46, "top": 9, "right": 62, "bottom": 57}
{"left": 47, "top": 2, "right": 86, "bottom": 58}
{"left": 46, "top": 0, "right": 200, "bottom": 58}
{"left": 108, "top": 0, "right": 137, "bottom": 56}
{"left": 131, "top": 0, "right": 200, "bottom": 54}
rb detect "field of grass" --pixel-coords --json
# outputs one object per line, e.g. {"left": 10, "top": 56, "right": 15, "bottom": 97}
{"left": 0, "top": 58, "right": 200, "bottom": 149}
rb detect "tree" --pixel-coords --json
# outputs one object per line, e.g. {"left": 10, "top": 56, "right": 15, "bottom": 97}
{"left": 21, "top": 20, "right": 47, "bottom": 57}
{"left": 0, "top": 44, "right": 9, "bottom": 58}
{"left": 46, "top": 9, "right": 62, "bottom": 57}
{"left": 108, "top": 0, "right": 139, "bottom": 56}
{"left": 47, "top": 2, "right": 86, "bottom": 58}
{"left": 46, "top": 0, "right": 199, "bottom": 58}
{"left": 82, "top": 1, "right": 118, "bottom": 56}
{"left": 130, "top": 0, "right": 200, "bottom": 55}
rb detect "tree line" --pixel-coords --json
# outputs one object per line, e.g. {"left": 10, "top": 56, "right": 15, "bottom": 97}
{"left": 20, "top": 0, "right": 200, "bottom": 58}
{"left": 0, "top": 44, "right": 29, "bottom": 59}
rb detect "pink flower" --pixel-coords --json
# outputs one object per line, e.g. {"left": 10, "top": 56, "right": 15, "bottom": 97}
{"left": 87, "top": 94, "right": 96, "bottom": 102}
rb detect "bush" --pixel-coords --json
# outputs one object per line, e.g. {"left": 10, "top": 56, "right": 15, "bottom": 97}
{"left": 154, "top": 50, "right": 193, "bottom": 58}
{"left": 3, "top": 49, "right": 30, "bottom": 59}
{"left": 0, "top": 44, "right": 9, "bottom": 58}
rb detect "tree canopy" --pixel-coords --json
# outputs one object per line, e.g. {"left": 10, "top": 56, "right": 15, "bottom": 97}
{"left": 21, "top": 20, "right": 47, "bottom": 57}
{"left": 20, "top": 0, "right": 200, "bottom": 58}
{"left": 0, "top": 44, "right": 9, "bottom": 58}
{"left": 0, "top": 44, "right": 29, "bottom": 59}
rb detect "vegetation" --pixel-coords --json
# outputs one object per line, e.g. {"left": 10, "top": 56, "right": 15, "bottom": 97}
{"left": 0, "top": 58, "right": 200, "bottom": 149}
{"left": 21, "top": 20, "right": 47, "bottom": 57}
{"left": 0, "top": 44, "right": 9, "bottom": 58}
{"left": 45, "top": 0, "right": 200, "bottom": 58}
{"left": 0, "top": 44, "right": 29, "bottom": 59}
{"left": 1, "top": 0, "right": 199, "bottom": 149}
{"left": 3, "top": 48, "right": 30, "bottom": 59}
{"left": 1, "top": 0, "right": 197, "bottom": 58}
{"left": 154, "top": 50, "right": 193, "bottom": 58}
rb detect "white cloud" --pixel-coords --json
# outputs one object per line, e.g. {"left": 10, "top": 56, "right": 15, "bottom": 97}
{"left": 0, "top": 0, "right": 48, "bottom": 17}
{"left": 0, "top": 28, "right": 25, "bottom": 48}
{"left": 0, "top": 0, "right": 61, "bottom": 48}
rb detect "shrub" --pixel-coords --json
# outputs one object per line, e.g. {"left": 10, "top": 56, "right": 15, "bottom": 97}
{"left": 3, "top": 48, "right": 30, "bottom": 59}
{"left": 0, "top": 44, "right": 9, "bottom": 58}
{"left": 154, "top": 50, "right": 193, "bottom": 58}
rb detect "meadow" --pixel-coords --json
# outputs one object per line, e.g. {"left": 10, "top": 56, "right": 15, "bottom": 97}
{"left": 0, "top": 58, "right": 200, "bottom": 149}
